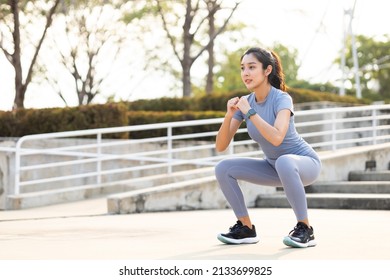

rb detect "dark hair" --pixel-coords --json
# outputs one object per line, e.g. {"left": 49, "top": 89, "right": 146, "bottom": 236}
{"left": 241, "top": 47, "right": 286, "bottom": 91}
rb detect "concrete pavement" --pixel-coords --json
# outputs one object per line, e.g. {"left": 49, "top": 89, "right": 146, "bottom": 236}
{"left": 1, "top": 198, "right": 390, "bottom": 260}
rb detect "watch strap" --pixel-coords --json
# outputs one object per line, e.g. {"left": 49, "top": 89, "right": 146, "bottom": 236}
{"left": 246, "top": 108, "right": 256, "bottom": 119}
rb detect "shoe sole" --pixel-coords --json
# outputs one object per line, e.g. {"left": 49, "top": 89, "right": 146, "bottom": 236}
{"left": 217, "top": 234, "right": 259, "bottom": 245}
{"left": 283, "top": 236, "right": 317, "bottom": 248}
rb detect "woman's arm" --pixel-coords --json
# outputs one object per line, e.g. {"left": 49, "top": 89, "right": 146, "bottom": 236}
{"left": 249, "top": 109, "right": 291, "bottom": 146}
{"left": 236, "top": 97, "right": 290, "bottom": 147}
{"left": 215, "top": 115, "right": 242, "bottom": 152}
{"left": 215, "top": 97, "right": 242, "bottom": 152}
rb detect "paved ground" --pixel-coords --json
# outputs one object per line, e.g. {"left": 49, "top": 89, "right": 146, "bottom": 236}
{"left": 1, "top": 198, "right": 390, "bottom": 260}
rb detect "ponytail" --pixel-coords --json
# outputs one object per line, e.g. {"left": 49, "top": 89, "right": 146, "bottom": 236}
{"left": 241, "top": 47, "right": 286, "bottom": 92}
{"left": 270, "top": 51, "right": 286, "bottom": 91}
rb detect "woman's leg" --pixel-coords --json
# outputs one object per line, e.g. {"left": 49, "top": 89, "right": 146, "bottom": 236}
{"left": 275, "top": 155, "right": 321, "bottom": 248}
{"left": 215, "top": 157, "right": 282, "bottom": 244}
{"left": 274, "top": 154, "right": 321, "bottom": 223}
{"left": 215, "top": 157, "right": 282, "bottom": 221}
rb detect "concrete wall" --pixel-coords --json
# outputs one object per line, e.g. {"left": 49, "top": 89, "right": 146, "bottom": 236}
{"left": 0, "top": 142, "right": 15, "bottom": 210}
{"left": 317, "top": 142, "right": 390, "bottom": 182}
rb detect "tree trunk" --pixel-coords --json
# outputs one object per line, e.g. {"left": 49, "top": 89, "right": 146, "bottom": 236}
{"left": 205, "top": 1, "right": 217, "bottom": 95}
{"left": 10, "top": 0, "right": 60, "bottom": 110}
{"left": 181, "top": 0, "right": 194, "bottom": 98}
{"left": 10, "top": 0, "right": 25, "bottom": 109}
{"left": 182, "top": 61, "right": 192, "bottom": 98}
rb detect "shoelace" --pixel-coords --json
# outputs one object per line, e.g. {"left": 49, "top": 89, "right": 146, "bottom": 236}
{"left": 289, "top": 223, "right": 307, "bottom": 235}
{"left": 229, "top": 222, "right": 243, "bottom": 233}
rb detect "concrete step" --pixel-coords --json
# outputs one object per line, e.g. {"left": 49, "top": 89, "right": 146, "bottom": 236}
{"left": 306, "top": 181, "right": 390, "bottom": 194}
{"left": 348, "top": 170, "right": 390, "bottom": 181}
{"left": 6, "top": 167, "right": 215, "bottom": 210}
{"left": 260, "top": 167, "right": 390, "bottom": 210}
{"left": 106, "top": 173, "right": 280, "bottom": 215}
{"left": 107, "top": 175, "right": 226, "bottom": 214}
{"left": 255, "top": 193, "right": 390, "bottom": 210}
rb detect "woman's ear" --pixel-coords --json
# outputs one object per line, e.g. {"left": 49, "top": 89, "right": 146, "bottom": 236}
{"left": 265, "top": 65, "right": 273, "bottom": 76}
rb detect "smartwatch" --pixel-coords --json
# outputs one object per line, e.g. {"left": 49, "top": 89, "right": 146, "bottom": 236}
{"left": 246, "top": 108, "right": 256, "bottom": 119}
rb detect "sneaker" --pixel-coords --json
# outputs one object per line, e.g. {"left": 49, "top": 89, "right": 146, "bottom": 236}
{"left": 217, "top": 220, "right": 259, "bottom": 244}
{"left": 283, "top": 222, "right": 317, "bottom": 248}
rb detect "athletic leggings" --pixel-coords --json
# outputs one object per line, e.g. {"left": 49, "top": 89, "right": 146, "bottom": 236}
{"left": 215, "top": 154, "right": 322, "bottom": 221}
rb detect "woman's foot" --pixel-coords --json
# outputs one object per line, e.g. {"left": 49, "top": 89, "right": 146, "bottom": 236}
{"left": 217, "top": 220, "right": 259, "bottom": 244}
{"left": 283, "top": 222, "right": 316, "bottom": 248}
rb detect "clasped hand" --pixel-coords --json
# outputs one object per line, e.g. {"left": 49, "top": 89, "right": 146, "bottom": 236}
{"left": 227, "top": 97, "right": 251, "bottom": 115}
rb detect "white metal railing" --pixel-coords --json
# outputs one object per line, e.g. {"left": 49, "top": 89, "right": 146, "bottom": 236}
{"left": 8, "top": 104, "right": 390, "bottom": 196}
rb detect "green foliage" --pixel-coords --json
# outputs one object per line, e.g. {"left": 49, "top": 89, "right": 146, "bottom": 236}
{"left": 127, "top": 110, "right": 224, "bottom": 139}
{"left": 195, "top": 90, "right": 244, "bottom": 111}
{"left": 337, "top": 34, "right": 390, "bottom": 100}
{"left": 0, "top": 103, "right": 128, "bottom": 138}
{"left": 126, "top": 97, "right": 193, "bottom": 111}
{"left": 0, "top": 86, "right": 366, "bottom": 139}
{"left": 122, "top": 1, "right": 156, "bottom": 23}
{"left": 213, "top": 47, "right": 245, "bottom": 94}
{"left": 128, "top": 110, "right": 223, "bottom": 125}
{"left": 289, "top": 80, "right": 341, "bottom": 94}
{"left": 0, "top": 111, "right": 18, "bottom": 138}
{"left": 287, "top": 87, "right": 367, "bottom": 105}
{"left": 273, "top": 43, "right": 299, "bottom": 85}
{"left": 124, "top": 87, "right": 364, "bottom": 113}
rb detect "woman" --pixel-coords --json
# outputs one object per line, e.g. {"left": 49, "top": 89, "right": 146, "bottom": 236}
{"left": 214, "top": 47, "right": 321, "bottom": 248}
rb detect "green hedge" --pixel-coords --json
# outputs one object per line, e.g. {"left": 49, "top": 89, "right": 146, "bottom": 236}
{"left": 0, "top": 87, "right": 368, "bottom": 138}
{"left": 127, "top": 110, "right": 225, "bottom": 139}
{"left": 287, "top": 87, "right": 368, "bottom": 104}
{"left": 127, "top": 97, "right": 193, "bottom": 111}
{"left": 124, "top": 87, "right": 366, "bottom": 112}
{"left": 0, "top": 103, "right": 128, "bottom": 138}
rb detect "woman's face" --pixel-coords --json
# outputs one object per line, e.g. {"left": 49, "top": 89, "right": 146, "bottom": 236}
{"left": 240, "top": 53, "right": 270, "bottom": 91}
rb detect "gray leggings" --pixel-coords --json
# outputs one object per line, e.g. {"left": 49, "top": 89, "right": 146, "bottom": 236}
{"left": 215, "top": 154, "right": 321, "bottom": 221}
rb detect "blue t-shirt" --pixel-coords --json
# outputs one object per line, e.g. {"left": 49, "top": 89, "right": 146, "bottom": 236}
{"left": 233, "top": 86, "right": 319, "bottom": 164}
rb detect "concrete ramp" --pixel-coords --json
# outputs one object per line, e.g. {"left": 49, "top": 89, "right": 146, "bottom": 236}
{"left": 7, "top": 167, "right": 215, "bottom": 210}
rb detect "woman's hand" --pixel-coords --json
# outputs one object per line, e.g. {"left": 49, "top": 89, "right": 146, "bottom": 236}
{"left": 226, "top": 97, "right": 240, "bottom": 115}
{"left": 236, "top": 97, "right": 251, "bottom": 115}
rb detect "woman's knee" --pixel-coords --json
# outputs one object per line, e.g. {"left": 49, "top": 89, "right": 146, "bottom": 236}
{"left": 275, "top": 154, "right": 297, "bottom": 172}
{"left": 215, "top": 159, "right": 231, "bottom": 178}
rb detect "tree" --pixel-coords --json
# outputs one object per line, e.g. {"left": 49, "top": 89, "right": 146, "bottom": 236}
{"left": 0, "top": 0, "right": 61, "bottom": 110}
{"left": 205, "top": 0, "right": 218, "bottom": 96}
{"left": 155, "top": 0, "right": 240, "bottom": 98}
{"left": 44, "top": 2, "right": 127, "bottom": 106}
{"left": 38, "top": 0, "right": 154, "bottom": 107}
{"left": 338, "top": 34, "right": 390, "bottom": 101}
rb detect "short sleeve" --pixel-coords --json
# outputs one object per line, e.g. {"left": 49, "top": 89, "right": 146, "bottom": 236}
{"left": 232, "top": 109, "right": 244, "bottom": 122}
{"left": 276, "top": 93, "right": 294, "bottom": 116}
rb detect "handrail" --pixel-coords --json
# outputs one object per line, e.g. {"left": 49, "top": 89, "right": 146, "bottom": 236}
{"left": 10, "top": 104, "right": 390, "bottom": 195}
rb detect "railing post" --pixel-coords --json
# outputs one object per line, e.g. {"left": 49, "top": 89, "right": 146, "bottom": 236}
{"left": 96, "top": 133, "right": 102, "bottom": 185}
{"left": 331, "top": 111, "right": 337, "bottom": 150}
{"left": 14, "top": 143, "right": 21, "bottom": 195}
{"left": 167, "top": 126, "right": 173, "bottom": 173}
{"left": 372, "top": 107, "right": 377, "bottom": 145}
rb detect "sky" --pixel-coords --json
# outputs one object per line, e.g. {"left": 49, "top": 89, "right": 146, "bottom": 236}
{"left": 238, "top": 0, "right": 390, "bottom": 83}
{"left": 1, "top": 0, "right": 389, "bottom": 111}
